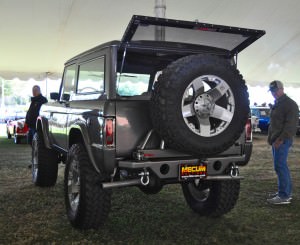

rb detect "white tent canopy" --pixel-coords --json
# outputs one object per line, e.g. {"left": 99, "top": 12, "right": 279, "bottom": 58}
{"left": 1, "top": 0, "right": 300, "bottom": 85}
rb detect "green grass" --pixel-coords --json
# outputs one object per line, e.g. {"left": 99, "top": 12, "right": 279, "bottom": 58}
{"left": 1, "top": 132, "right": 300, "bottom": 245}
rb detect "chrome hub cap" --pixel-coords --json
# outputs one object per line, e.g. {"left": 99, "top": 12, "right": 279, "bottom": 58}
{"left": 67, "top": 159, "right": 80, "bottom": 213}
{"left": 181, "top": 75, "right": 235, "bottom": 137}
{"left": 194, "top": 93, "right": 214, "bottom": 118}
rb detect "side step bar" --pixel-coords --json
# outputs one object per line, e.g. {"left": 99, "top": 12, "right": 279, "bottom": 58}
{"left": 102, "top": 179, "right": 141, "bottom": 189}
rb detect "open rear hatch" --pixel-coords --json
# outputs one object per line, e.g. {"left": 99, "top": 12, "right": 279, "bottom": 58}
{"left": 121, "top": 15, "right": 265, "bottom": 56}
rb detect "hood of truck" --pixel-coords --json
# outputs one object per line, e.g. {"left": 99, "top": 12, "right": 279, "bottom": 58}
{"left": 121, "top": 15, "right": 265, "bottom": 56}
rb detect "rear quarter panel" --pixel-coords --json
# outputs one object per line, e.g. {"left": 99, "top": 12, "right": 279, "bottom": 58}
{"left": 115, "top": 99, "right": 153, "bottom": 158}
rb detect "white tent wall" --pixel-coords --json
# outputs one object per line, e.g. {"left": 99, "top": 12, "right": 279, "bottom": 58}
{"left": 1, "top": 0, "right": 300, "bottom": 85}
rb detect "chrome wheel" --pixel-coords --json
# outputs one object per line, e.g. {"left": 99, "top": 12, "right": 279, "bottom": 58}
{"left": 181, "top": 75, "right": 235, "bottom": 137}
{"left": 67, "top": 157, "right": 80, "bottom": 213}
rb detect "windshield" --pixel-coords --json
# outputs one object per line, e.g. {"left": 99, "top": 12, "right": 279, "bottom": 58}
{"left": 117, "top": 73, "right": 150, "bottom": 96}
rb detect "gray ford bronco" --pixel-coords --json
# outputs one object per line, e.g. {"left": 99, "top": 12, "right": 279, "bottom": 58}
{"left": 32, "top": 15, "right": 265, "bottom": 229}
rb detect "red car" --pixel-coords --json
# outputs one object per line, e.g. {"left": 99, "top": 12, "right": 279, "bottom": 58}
{"left": 6, "top": 119, "right": 29, "bottom": 144}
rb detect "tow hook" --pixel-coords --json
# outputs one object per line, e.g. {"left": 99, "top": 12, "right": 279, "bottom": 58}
{"left": 230, "top": 164, "right": 239, "bottom": 178}
{"left": 138, "top": 169, "right": 150, "bottom": 186}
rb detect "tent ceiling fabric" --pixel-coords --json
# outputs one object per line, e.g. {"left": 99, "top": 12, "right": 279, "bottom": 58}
{"left": 0, "top": 0, "right": 300, "bottom": 85}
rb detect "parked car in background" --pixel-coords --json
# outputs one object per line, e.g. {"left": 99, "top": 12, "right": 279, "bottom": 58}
{"left": 250, "top": 106, "right": 271, "bottom": 133}
{"left": 6, "top": 119, "right": 29, "bottom": 144}
{"left": 250, "top": 114, "right": 259, "bottom": 132}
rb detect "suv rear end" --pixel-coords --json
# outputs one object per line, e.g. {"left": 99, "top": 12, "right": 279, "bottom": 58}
{"left": 33, "top": 15, "right": 263, "bottom": 229}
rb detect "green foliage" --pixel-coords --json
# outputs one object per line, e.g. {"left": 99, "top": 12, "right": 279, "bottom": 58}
{"left": 0, "top": 79, "right": 30, "bottom": 106}
{"left": 0, "top": 79, "right": 13, "bottom": 96}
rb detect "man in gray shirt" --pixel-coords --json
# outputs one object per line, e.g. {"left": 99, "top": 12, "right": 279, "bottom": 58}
{"left": 267, "top": 80, "right": 299, "bottom": 205}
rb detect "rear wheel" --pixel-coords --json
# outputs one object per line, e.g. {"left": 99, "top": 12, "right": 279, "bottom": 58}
{"left": 64, "top": 144, "right": 111, "bottom": 229}
{"left": 139, "top": 175, "right": 163, "bottom": 194}
{"left": 32, "top": 133, "right": 58, "bottom": 187}
{"left": 182, "top": 179, "right": 240, "bottom": 217}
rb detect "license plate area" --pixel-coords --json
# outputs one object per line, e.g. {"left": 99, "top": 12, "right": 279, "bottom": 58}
{"left": 179, "top": 163, "right": 207, "bottom": 180}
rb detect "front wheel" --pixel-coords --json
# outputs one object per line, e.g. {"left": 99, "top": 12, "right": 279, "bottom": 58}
{"left": 64, "top": 144, "right": 111, "bottom": 229}
{"left": 182, "top": 179, "right": 240, "bottom": 217}
{"left": 32, "top": 133, "right": 59, "bottom": 187}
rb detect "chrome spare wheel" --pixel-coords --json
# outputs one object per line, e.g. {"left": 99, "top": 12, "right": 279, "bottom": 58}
{"left": 181, "top": 75, "right": 235, "bottom": 137}
{"left": 67, "top": 157, "right": 80, "bottom": 213}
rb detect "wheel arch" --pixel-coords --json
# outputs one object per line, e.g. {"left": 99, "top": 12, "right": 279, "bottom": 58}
{"left": 36, "top": 116, "right": 52, "bottom": 149}
{"left": 68, "top": 124, "right": 101, "bottom": 174}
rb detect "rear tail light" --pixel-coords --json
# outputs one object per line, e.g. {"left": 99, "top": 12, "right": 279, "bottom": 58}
{"left": 245, "top": 118, "right": 252, "bottom": 142}
{"left": 105, "top": 119, "right": 114, "bottom": 146}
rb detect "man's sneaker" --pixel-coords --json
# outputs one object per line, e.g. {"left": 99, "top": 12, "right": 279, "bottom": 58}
{"left": 267, "top": 195, "right": 291, "bottom": 205}
{"left": 268, "top": 192, "right": 278, "bottom": 198}
{"left": 268, "top": 192, "right": 292, "bottom": 201}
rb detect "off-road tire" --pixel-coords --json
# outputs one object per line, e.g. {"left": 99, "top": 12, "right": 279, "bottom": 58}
{"left": 32, "top": 133, "right": 58, "bottom": 187}
{"left": 64, "top": 144, "right": 111, "bottom": 229}
{"left": 151, "top": 54, "right": 249, "bottom": 156}
{"left": 139, "top": 176, "right": 163, "bottom": 194}
{"left": 182, "top": 180, "right": 240, "bottom": 217}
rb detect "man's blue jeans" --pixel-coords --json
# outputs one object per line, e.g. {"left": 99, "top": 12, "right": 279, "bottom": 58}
{"left": 27, "top": 128, "right": 36, "bottom": 146}
{"left": 272, "top": 139, "right": 293, "bottom": 199}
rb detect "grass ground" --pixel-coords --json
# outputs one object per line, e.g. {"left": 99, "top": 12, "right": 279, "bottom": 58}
{"left": 1, "top": 124, "right": 300, "bottom": 244}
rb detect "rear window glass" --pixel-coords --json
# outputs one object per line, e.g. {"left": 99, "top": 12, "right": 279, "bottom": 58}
{"left": 131, "top": 25, "right": 248, "bottom": 51}
{"left": 117, "top": 73, "right": 150, "bottom": 96}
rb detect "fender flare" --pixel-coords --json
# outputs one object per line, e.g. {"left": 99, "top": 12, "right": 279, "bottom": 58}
{"left": 36, "top": 116, "right": 52, "bottom": 149}
{"left": 69, "top": 123, "right": 101, "bottom": 174}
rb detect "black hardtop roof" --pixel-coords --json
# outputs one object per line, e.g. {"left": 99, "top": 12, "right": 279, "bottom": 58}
{"left": 64, "top": 40, "right": 230, "bottom": 66}
{"left": 65, "top": 40, "right": 120, "bottom": 65}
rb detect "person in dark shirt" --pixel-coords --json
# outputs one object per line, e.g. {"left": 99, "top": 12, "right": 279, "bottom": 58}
{"left": 25, "top": 85, "right": 48, "bottom": 145}
{"left": 267, "top": 80, "right": 299, "bottom": 205}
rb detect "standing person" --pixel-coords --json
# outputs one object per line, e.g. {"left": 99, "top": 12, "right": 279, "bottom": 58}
{"left": 267, "top": 80, "right": 299, "bottom": 205}
{"left": 25, "top": 85, "right": 48, "bottom": 146}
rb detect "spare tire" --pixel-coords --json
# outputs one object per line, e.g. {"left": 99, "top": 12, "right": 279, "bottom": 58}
{"left": 151, "top": 54, "right": 249, "bottom": 156}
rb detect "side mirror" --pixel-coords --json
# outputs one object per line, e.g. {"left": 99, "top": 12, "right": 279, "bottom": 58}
{"left": 62, "top": 93, "right": 70, "bottom": 101}
{"left": 50, "top": 92, "right": 59, "bottom": 101}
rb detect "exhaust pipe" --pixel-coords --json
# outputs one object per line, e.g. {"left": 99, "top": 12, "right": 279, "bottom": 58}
{"left": 206, "top": 176, "right": 244, "bottom": 180}
{"left": 102, "top": 179, "right": 141, "bottom": 189}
